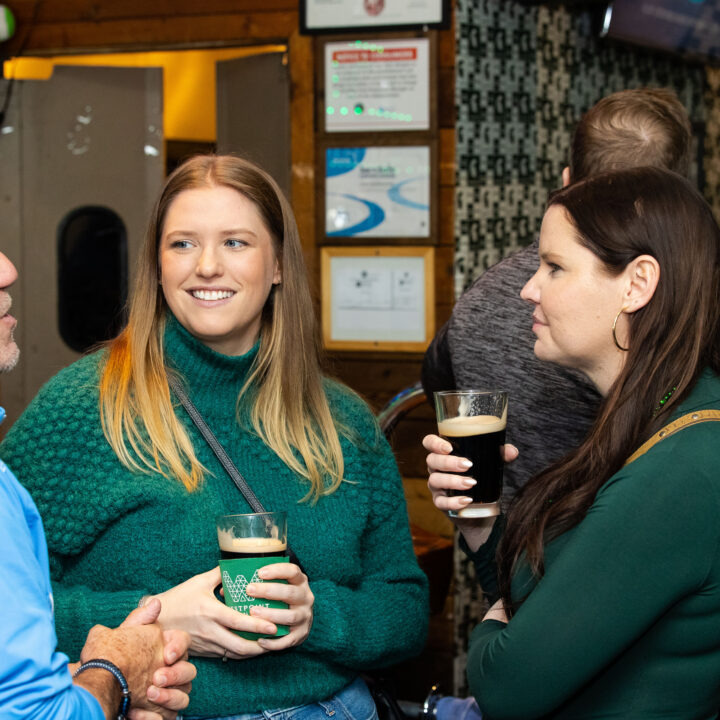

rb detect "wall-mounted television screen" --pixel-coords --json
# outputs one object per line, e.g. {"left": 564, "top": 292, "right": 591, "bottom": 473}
{"left": 602, "top": 0, "right": 720, "bottom": 63}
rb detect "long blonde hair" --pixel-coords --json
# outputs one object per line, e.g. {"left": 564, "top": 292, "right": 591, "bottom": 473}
{"left": 99, "top": 155, "right": 345, "bottom": 500}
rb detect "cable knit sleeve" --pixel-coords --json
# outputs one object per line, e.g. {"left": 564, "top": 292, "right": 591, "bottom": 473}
{"left": 0, "top": 354, "right": 153, "bottom": 658}
{"left": 300, "top": 386, "right": 429, "bottom": 668}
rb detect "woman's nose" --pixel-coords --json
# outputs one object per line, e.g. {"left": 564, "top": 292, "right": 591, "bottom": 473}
{"left": 196, "top": 246, "right": 220, "bottom": 277}
{"left": 520, "top": 272, "right": 540, "bottom": 304}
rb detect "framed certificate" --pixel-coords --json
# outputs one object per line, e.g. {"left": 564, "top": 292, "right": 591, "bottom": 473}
{"left": 321, "top": 246, "right": 435, "bottom": 351}
{"left": 324, "top": 145, "right": 431, "bottom": 238}
{"left": 324, "top": 38, "right": 430, "bottom": 132}
{"left": 300, "top": 0, "right": 450, "bottom": 34}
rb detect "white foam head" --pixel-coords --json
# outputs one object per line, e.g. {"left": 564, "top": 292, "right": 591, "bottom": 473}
{"left": 217, "top": 532, "right": 287, "bottom": 554}
{"left": 437, "top": 414, "right": 506, "bottom": 437}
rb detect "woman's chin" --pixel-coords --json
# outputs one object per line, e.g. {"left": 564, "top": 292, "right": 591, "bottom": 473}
{"left": 532, "top": 340, "right": 553, "bottom": 363}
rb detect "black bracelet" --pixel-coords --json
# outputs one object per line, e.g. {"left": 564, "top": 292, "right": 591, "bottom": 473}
{"left": 73, "top": 659, "right": 131, "bottom": 719}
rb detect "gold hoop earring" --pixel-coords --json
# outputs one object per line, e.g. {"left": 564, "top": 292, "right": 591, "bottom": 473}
{"left": 612, "top": 309, "right": 629, "bottom": 352}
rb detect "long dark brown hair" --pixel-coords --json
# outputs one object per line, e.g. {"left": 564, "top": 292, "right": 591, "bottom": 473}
{"left": 497, "top": 167, "right": 720, "bottom": 613}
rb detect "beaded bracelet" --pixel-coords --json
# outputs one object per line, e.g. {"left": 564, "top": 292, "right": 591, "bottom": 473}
{"left": 73, "top": 659, "right": 131, "bottom": 719}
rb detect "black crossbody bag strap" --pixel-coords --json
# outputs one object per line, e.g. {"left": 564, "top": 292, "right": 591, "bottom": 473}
{"left": 167, "top": 373, "right": 303, "bottom": 569}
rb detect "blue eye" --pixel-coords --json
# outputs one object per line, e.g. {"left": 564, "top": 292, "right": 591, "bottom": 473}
{"left": 225, "top": 238, "right": 246, "bottom": 248}
{"left": 170, "top": 240, "right": 192, "bottom": 249}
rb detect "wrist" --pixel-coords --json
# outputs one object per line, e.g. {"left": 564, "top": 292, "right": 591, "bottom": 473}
{"left": 73, "top": 659, "right": 131, "bottom": 720}
{"left": 457, "top": 516, "right": 497, "bottom": 552}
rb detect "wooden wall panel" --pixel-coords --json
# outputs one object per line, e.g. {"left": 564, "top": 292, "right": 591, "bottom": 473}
{"left": 8, "top": 0, "right": 296, "bottom": 24}
{"left": 6, "top": 13, "right": 297, "bottom": 53}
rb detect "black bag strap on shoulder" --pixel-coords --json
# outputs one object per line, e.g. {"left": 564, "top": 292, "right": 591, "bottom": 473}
{"left": 167, "top": 372, "right": 303, "bottom": 570}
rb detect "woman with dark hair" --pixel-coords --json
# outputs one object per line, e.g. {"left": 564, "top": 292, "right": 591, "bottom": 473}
{"left": 425, "top": 167, "right": 720, "bottom": 718}
{"left": 1, "top": 155, "right": 428, "bottom": 720}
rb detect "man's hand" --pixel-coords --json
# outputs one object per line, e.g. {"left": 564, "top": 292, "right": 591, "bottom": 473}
{"left": 122, "top": 600, "right": 195, "bottom": 719}
{"left": 76, "top": 599, "right": 194, "bottom": 720}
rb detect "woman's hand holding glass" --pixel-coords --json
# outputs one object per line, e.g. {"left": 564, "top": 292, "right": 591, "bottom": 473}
{"left": 151, "top": 565, "right": 314, "bottom": 660}
{"left": 423, "top": 433, "right": 518, "bottom": 551}
{"left": 150, "top": 568, "right": 279, "bottom": 660}
{"left": 247, "top": 562, "right": 315, "bottom": 651}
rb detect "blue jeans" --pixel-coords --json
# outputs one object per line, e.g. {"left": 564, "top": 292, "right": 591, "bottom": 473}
{"left": 182, "top": 677, "right": 379, "bottom": 720}
{"left": 435, "top": 696, "right": 483, "bottom": 720}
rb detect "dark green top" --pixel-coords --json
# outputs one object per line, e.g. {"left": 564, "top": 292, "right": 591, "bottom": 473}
{"left": 468, "top": 368, "right": 720, "bottom": 719}
{"left": 1, "top": 316, "right": 429, "bottom": 717}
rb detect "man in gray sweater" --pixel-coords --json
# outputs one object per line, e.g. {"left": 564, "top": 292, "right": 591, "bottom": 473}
{"left": 422, "top": 88, "right": 693, "bottom": 502}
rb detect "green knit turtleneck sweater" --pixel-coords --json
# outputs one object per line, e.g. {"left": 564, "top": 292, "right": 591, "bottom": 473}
{"left": 1, "top": 317, "right": 429, "bottom": 717}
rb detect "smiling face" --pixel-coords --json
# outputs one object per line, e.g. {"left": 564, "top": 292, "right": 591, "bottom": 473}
{"left": 520, "top": 205, "right": 629, "bottom": 394}
{"left": 159, "top": 185, "right": 281, "bottom": 356}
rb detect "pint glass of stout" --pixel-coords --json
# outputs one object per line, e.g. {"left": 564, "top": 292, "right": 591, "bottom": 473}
{"left": 434, "top": 390, "right": 508, "bottom": 518}
{"left": 216, "top": 512, "right": 289, "bottom": 640}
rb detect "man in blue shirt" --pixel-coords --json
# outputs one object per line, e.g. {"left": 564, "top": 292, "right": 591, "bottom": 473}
{"left": 0, "top": 250, "right": 196, "bottom": 720}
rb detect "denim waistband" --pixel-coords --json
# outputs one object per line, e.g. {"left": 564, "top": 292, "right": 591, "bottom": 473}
{"left": 182, "top": 676, "right": 377, "bottom": 720}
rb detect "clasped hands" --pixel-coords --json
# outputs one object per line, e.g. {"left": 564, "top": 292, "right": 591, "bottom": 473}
{"left": 77, "top": 598, "right": 195, "bottom": 720}
{"left": 152, "top": 563, "right": 314, "bottom": 661}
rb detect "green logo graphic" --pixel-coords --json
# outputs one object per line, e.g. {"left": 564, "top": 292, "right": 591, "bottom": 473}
{"left": 222, "top": 569, "right": 263, "bottom": 603}
{"left": 218, "top": 556, "right": 290, "bottom": 640}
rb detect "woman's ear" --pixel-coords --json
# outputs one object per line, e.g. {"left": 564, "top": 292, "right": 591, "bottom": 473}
{"left": 623, "top": 254, "right": 660, "bottom": 313}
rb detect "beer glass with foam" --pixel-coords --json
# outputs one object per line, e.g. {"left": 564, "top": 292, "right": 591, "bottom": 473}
{"left": 434, "top": 390, "right": 508, "bottom": 518}
{"left": 216, "top": 511, "right": 289, "bottom": 640}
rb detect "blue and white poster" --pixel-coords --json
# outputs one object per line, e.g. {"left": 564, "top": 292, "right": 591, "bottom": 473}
{"left": 325, "top": 146, "right": 430, "bottom": 237}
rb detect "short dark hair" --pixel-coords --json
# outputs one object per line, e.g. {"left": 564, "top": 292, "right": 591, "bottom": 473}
{"left": 570, "top": 88, "right": 692, "bottom": 181}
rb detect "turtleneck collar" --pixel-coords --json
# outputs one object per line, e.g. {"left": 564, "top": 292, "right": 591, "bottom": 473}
{"left": 163, "top": 313, "right": 260, "bottom": 398}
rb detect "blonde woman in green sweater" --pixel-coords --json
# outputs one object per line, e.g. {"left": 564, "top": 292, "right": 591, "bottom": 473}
{"left": 1, "top": 155, "right": 428, "bottom": 719}
{"left": 426, "top": 167, "right": 720, "bottom": 718}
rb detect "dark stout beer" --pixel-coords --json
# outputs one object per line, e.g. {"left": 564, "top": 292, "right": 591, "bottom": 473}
{"left": 438, "top": 414, "right": 506, "bottom": 517}
{"left": 218, "top": 536, "right": 288, "bottom": 560}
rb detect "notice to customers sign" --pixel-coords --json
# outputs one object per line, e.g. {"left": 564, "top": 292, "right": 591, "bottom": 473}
{"left": 332, "top": 48, "right": 418, "bottom": 62}
{"left": 325, "top": 39, "right": 430, "bottom": 132}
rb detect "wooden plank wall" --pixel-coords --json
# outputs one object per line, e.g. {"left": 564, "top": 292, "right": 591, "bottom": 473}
{"left": 3, "top": 0, "right": 454, "bottom": 487}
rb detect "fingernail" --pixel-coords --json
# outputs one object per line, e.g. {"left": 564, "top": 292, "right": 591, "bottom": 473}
{"left": 166, "top": 651, "right": 177, "bottom": 663}
{"left": 156, "top": 674, "right": 167, "bottom": 686}
{"left": 257, "top": 569, "right": 268, "bottom": 579}
{"left": 461, "top": 478, "right": 476, "bottom": 487}
{"left": 459, "top": 459, "right": 473, "bottom": 469}
{"left": 247, "top": 584, "right": 256, "bottom": 595}
{"left": 263, "top": 625, "right": 276, "bottom": 634}
{"left": 460, "top": 496, "right": 474, "bottom": 504}
{"left": 147, "top": 686, "right": 159, "bottom": 700}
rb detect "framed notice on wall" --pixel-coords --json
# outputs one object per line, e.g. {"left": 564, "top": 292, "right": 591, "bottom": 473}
{"left": 325, "top": 145, "right": 431, "bottom": 238}
{"left": 321, "top": 246, "right": 435, "bottom": 351}
{"left": 324, "top": 38, "right": 430, "bottom": 132}
{"left": 301, "top": 0, "right": 450, "bottom": 34}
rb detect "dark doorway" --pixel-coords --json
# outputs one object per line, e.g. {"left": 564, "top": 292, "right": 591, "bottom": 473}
{"left": 58, "top": 206, "right": 128, "bottom": 353}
